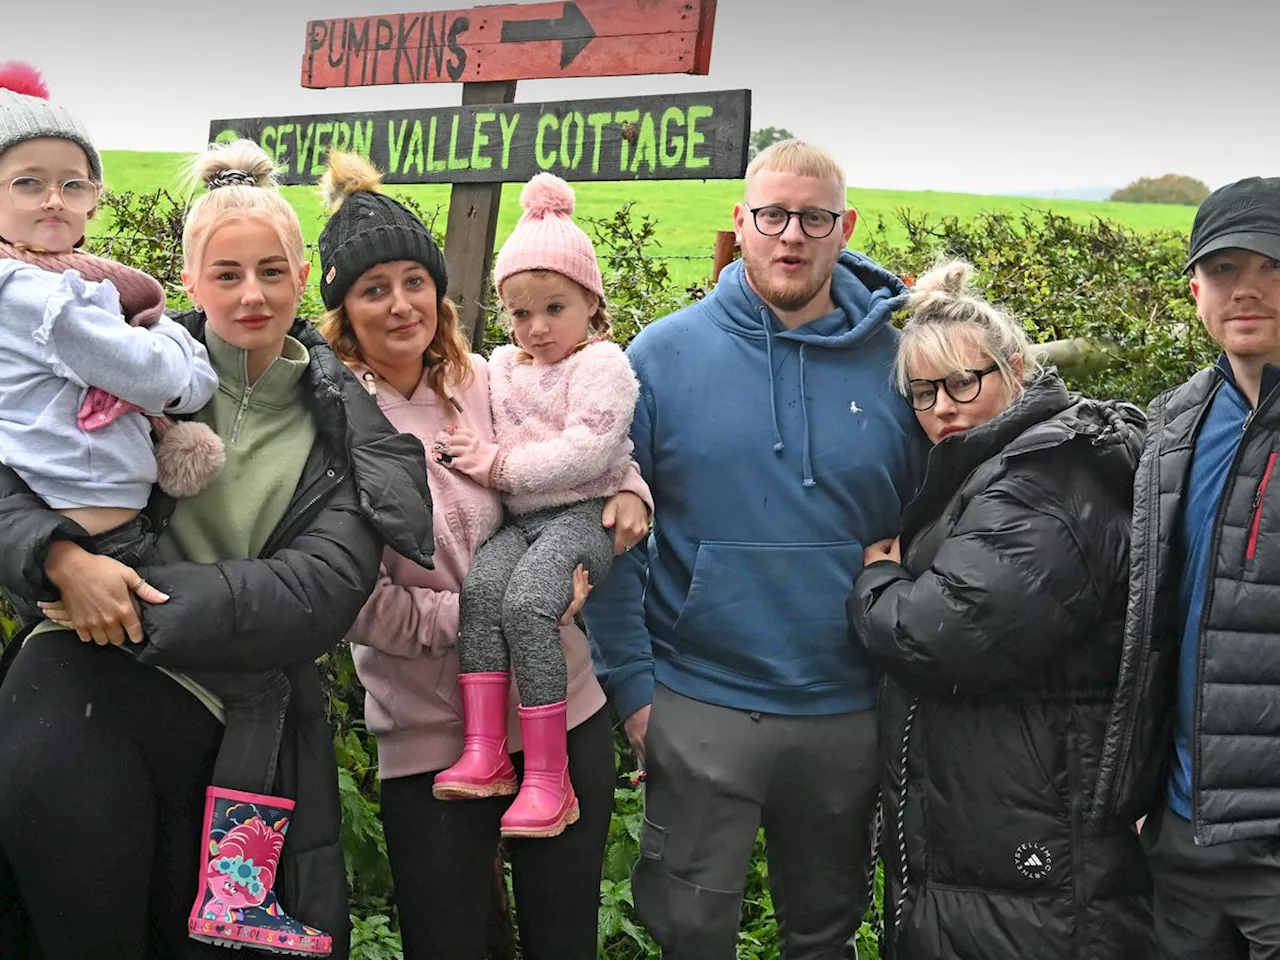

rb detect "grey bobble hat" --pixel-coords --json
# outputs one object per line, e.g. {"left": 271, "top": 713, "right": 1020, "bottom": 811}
{"left": 318, "top": 191, "right": 448, "bottom": 310}
{"left": 0, "top": 63, "right": 103, "bottom": 181}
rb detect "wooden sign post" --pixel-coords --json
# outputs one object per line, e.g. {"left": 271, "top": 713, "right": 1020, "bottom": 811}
{"left": 211, "top": 0, "right": 739, "bottom": 346}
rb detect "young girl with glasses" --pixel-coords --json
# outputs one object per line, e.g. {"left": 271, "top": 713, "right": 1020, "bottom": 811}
{"left": 0, "top": 62, "right": 220, "bottom": 585}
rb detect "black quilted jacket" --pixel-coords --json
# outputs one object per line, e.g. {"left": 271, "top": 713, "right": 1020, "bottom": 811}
{"left": 849, "top": 372, "right": 1155, "bottom": 960}
{"left": 0, "top": 312, "right": 433, "bottom": 958}
{"left": 1091, "top": 358, "right": 1280, "bottom": 847}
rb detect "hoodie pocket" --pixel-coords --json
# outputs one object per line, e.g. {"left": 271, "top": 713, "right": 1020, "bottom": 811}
{"left": 672, "top": 539, "right": 864, "bottom": 689}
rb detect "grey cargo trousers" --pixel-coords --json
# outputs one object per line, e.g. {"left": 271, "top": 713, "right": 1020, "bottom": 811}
{"left": 634, "top": 683, "right": 879, "bottom": 959}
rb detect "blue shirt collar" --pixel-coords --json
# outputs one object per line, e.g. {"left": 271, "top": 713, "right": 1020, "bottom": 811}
{"left": 1213, "top": 354, "right": 1280, "bottom": 406}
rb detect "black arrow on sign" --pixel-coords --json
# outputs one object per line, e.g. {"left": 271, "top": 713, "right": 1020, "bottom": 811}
{"left": 500, "top": 2, "right": 597, "bottom": 69}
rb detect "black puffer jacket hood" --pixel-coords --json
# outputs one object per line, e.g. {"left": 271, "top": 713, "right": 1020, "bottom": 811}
{"left": 850, "top": 371, "right": 1155, "bottom": 960}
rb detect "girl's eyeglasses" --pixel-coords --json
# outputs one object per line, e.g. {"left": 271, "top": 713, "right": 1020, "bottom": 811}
{"left": 1, "top": 176, "right": 101, "bottom": 213}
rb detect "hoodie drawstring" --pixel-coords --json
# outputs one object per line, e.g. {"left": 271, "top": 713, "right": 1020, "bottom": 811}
{"left": 762, "top": 307, "right": 816, "bottom": 487}
{"left": 890, "top": 697, "right": 919, "bottom": 955}
{"left": 799, "top": 343, "right": 814, "bottom": 487}
{"left": 763, "top": 307, "right": 784, "bottom": 454}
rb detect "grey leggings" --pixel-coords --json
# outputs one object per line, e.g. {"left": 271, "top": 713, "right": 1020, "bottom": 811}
{"left": 458, "top": 498, "right": 614, "bottom": 706}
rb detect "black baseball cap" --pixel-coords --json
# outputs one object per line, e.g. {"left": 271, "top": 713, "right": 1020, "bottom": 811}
{"left": 1185, "top": 177, "right": 1280, "bottom": 273}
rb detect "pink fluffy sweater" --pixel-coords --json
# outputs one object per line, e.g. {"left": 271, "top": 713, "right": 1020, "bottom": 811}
{"left": 347, "top": 355, "right": 648, "bottom": 779}
{"left": 488, "top": 341, "right": 640, "bottom": 515}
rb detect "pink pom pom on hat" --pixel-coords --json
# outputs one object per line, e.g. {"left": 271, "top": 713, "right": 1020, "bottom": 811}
{"left": 493, "top": 172, "right": 603, "bottom": 299}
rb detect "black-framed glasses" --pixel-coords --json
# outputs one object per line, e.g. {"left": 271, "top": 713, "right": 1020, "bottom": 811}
{"left": 906, "top": 362, "right": 1001, "bottom": 411}
{"left": 747, "top": 204, "right": 844, "bottom": 239}
{"left": 2, "top": 176, "right": 101, "bottom": 213}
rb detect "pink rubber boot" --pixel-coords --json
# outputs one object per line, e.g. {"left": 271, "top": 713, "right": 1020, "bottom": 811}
{"left": 499, "top": 701, "right": 580, "bottom": 839}
{"left": 187, "top": 787, "right": 332, "bottom": 956}
{"left": 432, "top": 673, "right": 518, "bottom": 800}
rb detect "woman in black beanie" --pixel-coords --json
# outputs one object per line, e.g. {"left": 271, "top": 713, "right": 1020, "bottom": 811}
{"left": 317, "top": 151, "right": 651, "bottom": 960}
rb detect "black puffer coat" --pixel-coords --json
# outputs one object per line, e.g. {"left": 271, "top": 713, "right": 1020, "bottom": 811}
{"left": 0, "top": 313, "right": 433, "bottom": 958}
{"left": 1092, "top": 359, "right": 1280, "bottom": 846}
{"left": 849, "top": 373, "right": 1155, "bottom": 960}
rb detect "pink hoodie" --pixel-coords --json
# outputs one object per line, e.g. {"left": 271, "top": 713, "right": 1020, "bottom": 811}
{"left": 348, "top": 355, "right": 645, "bottom": 779}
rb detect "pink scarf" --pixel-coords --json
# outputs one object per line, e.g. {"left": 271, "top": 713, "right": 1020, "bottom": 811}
{"left": 0, "top": 241, "right": 168, "bottom": 429}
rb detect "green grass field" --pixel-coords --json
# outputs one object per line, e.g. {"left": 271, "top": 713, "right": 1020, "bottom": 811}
{"left": 97, "top": 149, "right": 1198, "bottom": 290}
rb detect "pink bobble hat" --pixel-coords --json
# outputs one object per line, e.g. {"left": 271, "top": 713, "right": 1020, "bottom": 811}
{"left": 493, "top": 173, "right": 604, "bottom": 299}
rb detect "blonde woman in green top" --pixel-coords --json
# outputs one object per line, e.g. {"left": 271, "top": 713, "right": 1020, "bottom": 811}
{"left": 0, "top": 139, "right": 432, "bottom": 960}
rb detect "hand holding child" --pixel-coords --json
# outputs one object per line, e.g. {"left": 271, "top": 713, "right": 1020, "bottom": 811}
{"left": 433, "top": 425, "right": 502, "bottom": 486}
{"left": 559, "top": 564, "right": 593, "bottom": 625}
{"left": 602, "top": 491, "right": 649, "bottom": 555}
{"left": 39, "top": 541, "right": 169, "bottom": 646}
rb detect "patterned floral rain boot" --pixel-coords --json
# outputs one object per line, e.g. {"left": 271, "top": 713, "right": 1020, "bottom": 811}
{"left": 187, "top": 787, "right": 332, "bottom": 956}
{"left": 500, "top": 700, "right": 580, "bottom": 839}
{"left": 433, "top": 672, "right": 519, "bottom": 800}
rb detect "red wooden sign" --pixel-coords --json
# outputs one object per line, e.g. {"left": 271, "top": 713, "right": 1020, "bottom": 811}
{"left": 301, "top": 0, "right": 717, "bottom": 88}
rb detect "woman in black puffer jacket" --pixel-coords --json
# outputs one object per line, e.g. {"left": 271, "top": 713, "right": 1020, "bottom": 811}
{"left": 848, "top": 261, "right": 1156, "bottom": 960}
{"left": 0, "top": 140, "right": 433, "bottom": 960}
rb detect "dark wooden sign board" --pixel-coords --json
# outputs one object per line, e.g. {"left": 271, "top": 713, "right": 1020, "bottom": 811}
{"left": 259, "top": 0, "right": 733, "bottom": 345}
{"left": 302, "top": 0, "right": 716, "bottom": 87}
{"left": 208, "top": 90, "right": 749, "bottom": 186}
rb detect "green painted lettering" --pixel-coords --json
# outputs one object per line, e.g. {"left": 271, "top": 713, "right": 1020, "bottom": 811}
{"left": 559, "top": 111, "right": 585, "bottom": 170}
{"left": 310, "top": 122, "right": 334, "bottom": 175}
{"left": 387, "top": 120, "right": 409, "bottom": 173}
{"left": 426, "top": 116, "right": 447, "bottom": 172}
{"left": 274, "top": 124, "right": 293, "bottom": 166}
{"left": 406, "top": 120, "right": 425, "bottom": 175}
{"left": 295, "top": 123, "right": 316, "bottom": 175}
{"left": 215, "top": 128, "right": 238, "bottom": 145}
{"left": 352, "top": 120, "right": 373, "bottom": 158}
{"left": 630, "top": 113, "right": 657, "bottom": 174}
{"left": 613, "top": 110, "right": 640, "bottom": 170}
{"left": 498, "top": 113, "right": 520, "bottom": 169}
{"left": 659, "top": 108, "right": 685, "bottom": 168}
{"left": 535, "top": 114, "right": 559, "bottom": 169}
{"left": 586, "top": 112, "right": 610, "bottom": 174}
{"left": 331, "top": 122, "right": 351, "bottom": 154}
{"left": 446, "top": 114, "right": 469, "bottom": 170}
{"left": 260, "top": 126, "right": 277, "bottom": 159}
{"left": 470, "top": 112, "right": 495, "bottom": 171}
{"left": 686, "top": 105, "right": 713, "bottom": 169}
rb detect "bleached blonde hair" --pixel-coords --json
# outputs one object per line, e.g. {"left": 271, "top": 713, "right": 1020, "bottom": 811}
{"left": 745, "top": 140, "right": 846, "bottom": 203}
{"left": 896, "top": 259, "right": 1040, "bottom": 397}
{"left": 181, "top": 139, "right": 306, "bottom": 282}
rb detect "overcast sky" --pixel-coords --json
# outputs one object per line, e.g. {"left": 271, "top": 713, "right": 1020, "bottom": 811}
{"left": 5, "top": 0, "right": 1275, "bottom": 195}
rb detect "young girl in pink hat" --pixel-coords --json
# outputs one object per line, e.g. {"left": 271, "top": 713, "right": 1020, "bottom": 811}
{"left": 431, "top": 172, "right": 647, "bottom": 839}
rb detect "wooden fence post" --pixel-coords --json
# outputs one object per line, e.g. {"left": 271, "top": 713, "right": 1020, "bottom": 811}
{"left": 1032, "top": 337, "right": 1120, "bottom": 375}
{"left": 444, "top": 80, "right": 519, "bottom": 351}
{"left": 712, "top": 230, "right": 739, "bottom": 283}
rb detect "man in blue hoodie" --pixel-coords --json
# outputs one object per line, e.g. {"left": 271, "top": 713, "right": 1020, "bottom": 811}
{"left": 584, "top": 140, "right": 924, "bottom": 958}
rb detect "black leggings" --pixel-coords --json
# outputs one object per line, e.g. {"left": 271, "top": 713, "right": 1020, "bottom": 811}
{"left": 379, "top": 705, "right": 615, "bottom": 960}
{"left": 0, "top": 629, "right": 229, "bottom": 960}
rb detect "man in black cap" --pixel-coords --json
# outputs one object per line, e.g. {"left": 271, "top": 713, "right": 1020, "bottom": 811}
{"left": 1096, "top": 177, "right": 1280, "bottom": 959}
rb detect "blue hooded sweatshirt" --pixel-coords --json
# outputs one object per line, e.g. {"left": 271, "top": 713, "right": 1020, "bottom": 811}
{"left": 583, "top": 251, "right": 925, "bottom": 720}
